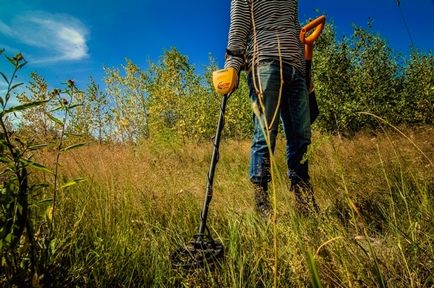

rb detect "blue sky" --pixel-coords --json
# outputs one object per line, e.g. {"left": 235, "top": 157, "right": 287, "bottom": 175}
{"left": 0, "top": 0, "right": 433, "bottom": 93}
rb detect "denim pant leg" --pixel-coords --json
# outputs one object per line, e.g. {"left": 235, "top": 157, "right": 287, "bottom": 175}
{"left": 280, "top": 69, "right": 311, "bottom": 185}
{"left": 247, "top": 62, "right": 282, "bottom": 184}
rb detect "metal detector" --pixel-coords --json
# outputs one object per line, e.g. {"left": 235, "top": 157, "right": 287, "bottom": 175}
{"left": 170, "top": 69, "right": 237, "bottom": 269}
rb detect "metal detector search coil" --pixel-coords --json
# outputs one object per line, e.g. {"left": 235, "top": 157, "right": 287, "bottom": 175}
{"left": 170, "top": 234, "right": 224, "bottom": 269}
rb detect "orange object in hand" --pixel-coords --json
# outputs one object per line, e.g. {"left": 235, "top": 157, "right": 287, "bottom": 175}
{"left": 300, "top": 15, "right": 326, "bottom": 60}
{"left": 212, "top": 68, "right": 238, "bottom": 96}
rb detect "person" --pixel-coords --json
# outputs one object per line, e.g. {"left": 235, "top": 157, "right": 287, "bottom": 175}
{"left": 224, "top": 0, "right": 319, "bottom": 216}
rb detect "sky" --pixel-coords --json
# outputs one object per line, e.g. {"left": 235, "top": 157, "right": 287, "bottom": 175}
{"left": 0, "top": 0, "right": 433, "bottom": 94}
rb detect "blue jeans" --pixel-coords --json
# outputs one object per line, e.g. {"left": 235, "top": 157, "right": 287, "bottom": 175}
{"left": 247, "top": 59, "right": 311, "bottom": 186}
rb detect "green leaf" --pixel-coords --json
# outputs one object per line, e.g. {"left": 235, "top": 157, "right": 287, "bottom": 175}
{"left": 0, "top": 72, "right": 9, "bottom": 85}
{"left": 307, "top": 252, "right": 323, "bottom": 288}
{"left": 50, "top": 239, "right": 57, "bottom": 254}
{"left": 0, "top": 156, "right": 11, "bottom": 164}
{"left": 61, "top": 143, "right": 86, "bottom": 152}
{"left": 6, "top": 55, "right": 15, "bottom": 66}
{"left": 19, "top": 159, "right": 52, "bottom": 174}
{"left": 5, "top": 232, "right": 12, "bottom": 244}
{"left": 4, "top": 100, "right": 48, "bottom": 114}
{"left": 0, "top": 167, "right": 13, "bottom": 176}
{"left": 35, "top": 197, "right": 52, "bottom": 204}
{"left": 49, "top": 106, "right": 63, "bottom": 113}
{"left": 68, "top": 103, "right": 83, "bottom": 110}
{"left": 30, "top": 183, "right": 49, "bottom": 193}
{"left": 10, "top": 82, "right": 24, "bottom": 91}
{"left": 30, "top": 162, "right": 52, "bottom": 174}
{"left": 47, "top": 113, "right": 64, "bottom": 126}
{"left": 0, "top": 225, "right": 5, "bottom": 233}
{"left": 29, "top": 197, "right": 52, "bottom": 208}
{"left": 16, "top": 203, "right": 23, "bottom": 215}
{"left": 60, "top": 178, "right": 86, "bottom": 189}
{"left": 28, "top": 144, "right": 49, "bottom": 150}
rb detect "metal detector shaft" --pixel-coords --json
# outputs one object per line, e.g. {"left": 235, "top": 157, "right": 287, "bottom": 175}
{"left": 198, "top": 94, "right": 229, "bottom": 235}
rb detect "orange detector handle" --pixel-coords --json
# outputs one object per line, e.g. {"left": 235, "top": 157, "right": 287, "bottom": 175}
{"left": 300, "top": 15, "right": 326, "bottom": 60}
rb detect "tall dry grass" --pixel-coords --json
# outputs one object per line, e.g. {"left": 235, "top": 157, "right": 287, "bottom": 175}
{"left": 35, "top": 126, "right": 433, "bottom": 287}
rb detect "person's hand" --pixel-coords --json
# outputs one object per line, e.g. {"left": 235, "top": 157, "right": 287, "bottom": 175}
{"left": 212, "top": 67, "right": 239, "bottom": 96}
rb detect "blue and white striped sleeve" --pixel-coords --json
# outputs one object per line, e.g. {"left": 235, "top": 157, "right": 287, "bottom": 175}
{"left": 224, "top": 0, "right": 251, "bottom": 72}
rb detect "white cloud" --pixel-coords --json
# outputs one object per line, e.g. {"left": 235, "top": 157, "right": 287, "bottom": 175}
{"left": 0, "top": 21, "right": 14, "bottom": 37}
{"left": 0, "top": 11, "right": 89, "bottom": 64}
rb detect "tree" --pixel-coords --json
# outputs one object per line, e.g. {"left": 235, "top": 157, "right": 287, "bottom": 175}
{"left": 87, "top": 77, "right": 113, "bottom": 143}
{"left": 68, "top": 77, "right": 112, "bottom": 143}
{"left": 399, "top": 50, "right": 434, "bottom": 124}
{"left": 349, "top": 24, "right": 400, "bottom": 128}
{"left": 312, "top": 22, "right": 412, "bottom": 132}
{"left": 313, "top": 23, "right": 355, "bottom": 132}
{"left": 104, "top": 60, "right": 149, "bottom": 143}
{"left": 146, "top": 48, "right": 205, "bottom": 141}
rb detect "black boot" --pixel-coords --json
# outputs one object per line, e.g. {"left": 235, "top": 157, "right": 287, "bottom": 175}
{"left": 291, "top": 182, "right": 319, "bottom": 215}
{"left": 253, "top": 182, "right": 272, "bottom": 218}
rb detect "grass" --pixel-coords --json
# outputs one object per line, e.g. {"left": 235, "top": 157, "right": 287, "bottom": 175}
{"left": 34, "top": 126, "right": 433, "bottom": 287}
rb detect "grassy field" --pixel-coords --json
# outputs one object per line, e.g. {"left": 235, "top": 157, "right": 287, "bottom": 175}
{"left": 37, "top": 126, "right": 433, "bottom": 287}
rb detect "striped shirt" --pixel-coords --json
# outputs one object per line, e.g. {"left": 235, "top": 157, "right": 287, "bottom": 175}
{"left": 224, "top": 0, "right": 305, "bottom": 76}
